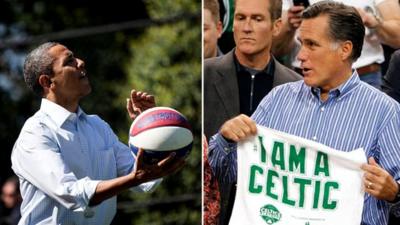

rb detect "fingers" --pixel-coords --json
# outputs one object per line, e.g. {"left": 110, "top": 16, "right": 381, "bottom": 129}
{"left": 127, "top": 89, "right": 156, "bottom": 120}
{"left": 286, "top": 6, "right": 304, "bottom": 29}
{"left": 126, "top": 98, "right": 137, "bottom": 120}
{"left": 363, "top": 170, "right": 380, "bottom": 184}
{"left": 161, "top": 158, "right": 186, "bottom": 176}
{"left": 130, "top": 89, "right": 156, "bottom": 109}
{"left": 220, "top": 114, "right": 257, "bottom": 142}
{"left": 135, "top": 148, "right": 145, "bottom": 168}
{"left": 157, "top": 152, "right": 177, "bottom": 167}
{"left": 361, "top": 157, "right": 382, "bottom": 176}
{"left": 361, "top": 158, "right": 398, "bottom": 201}
{"left": 368, "top": 157, "right": 380, "bottom": 167}
{"left": 155, "top": 153, "right": 186, "bottom": 177}
{"left": 289, "top": 18, "right": 302, "bottom": 28}
{"left": 363, "top": 176, "right": 390, "bottom": 200}
{"left": 289, "top": 6, "right": 304, "bottom": 14}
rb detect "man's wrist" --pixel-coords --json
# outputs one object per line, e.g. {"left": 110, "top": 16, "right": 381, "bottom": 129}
{"left": 390, "top": 181, "right": 400, "bottom": 203}
{"left": 215, "top": 133, "right": 237, "bottom": 153}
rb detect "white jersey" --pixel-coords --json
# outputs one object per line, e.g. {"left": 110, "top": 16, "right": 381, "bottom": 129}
{"left": 229, "top": 125, "right": 366, "bottom": 225}
{"left": 283, "top": 0, "right": 386, "bottom": 69}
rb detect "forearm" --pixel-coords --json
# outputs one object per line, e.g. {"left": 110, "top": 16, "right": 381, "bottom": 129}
{"left": 374, "top": 20, "right": 400, "bottom": 48}
{"left": 89, "top": 173, "right": 143, "bottom": 206}
{"left": 208, "top": 133, "right": 238, "bottom": 184}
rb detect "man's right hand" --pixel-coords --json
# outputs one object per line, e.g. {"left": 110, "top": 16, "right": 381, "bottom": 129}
{"left": 220, "top": 114, "right": 257, "bottom": 142}
{"left": 132, "top": 149, "right": 186, "bottom": 184}
{"left": 287, "top": 6, "right": 305, "bottom": 30}
{"left": 126, "top": 89, "right": 156, "bottom": 120}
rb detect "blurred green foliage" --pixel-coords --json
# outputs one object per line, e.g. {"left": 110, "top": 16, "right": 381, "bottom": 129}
{"left": 117, "top": 0, "right": 201, "bottom": 224}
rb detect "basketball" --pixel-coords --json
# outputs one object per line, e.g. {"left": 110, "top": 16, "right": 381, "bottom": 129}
{"left": 129, "top": 107, "right": 193, "bottom": 164}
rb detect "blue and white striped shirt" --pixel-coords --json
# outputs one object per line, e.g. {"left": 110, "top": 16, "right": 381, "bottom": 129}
{"left": 209, "top": 72, "right": 400, "bottom": 225}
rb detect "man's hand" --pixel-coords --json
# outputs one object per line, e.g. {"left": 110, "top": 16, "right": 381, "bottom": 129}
{"left": 361, "top": 157, "right": 399, "bottom": 201}
{"left": 132, "top": 149, "right": 186, "bottom": 184}
{"left": 126, "top": 89, "right": 156, "bottom": 120}
{"left": 287, "top": 6, "right": 305, "bottom": 30}
{"left": 220, "top": 114, "right": 257, "bottom": 142}
{"left": 356, "top": 8, "right": 381, "bottom": 29}
{"left": 89, "top": 148, "right": 185, "bottom": 206}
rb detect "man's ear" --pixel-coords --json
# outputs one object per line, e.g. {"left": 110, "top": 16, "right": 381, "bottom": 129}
{"left": 216, "top": 21, "right": 223, "bottom": 39}
{"left": 272, "top": 18, "right": 283, "bottom": 37}
{"left": 38, "top": 74, "right": 52, "bottom": 90}
{"left": 340, "top": 40, "right": 353, "bottom": 61}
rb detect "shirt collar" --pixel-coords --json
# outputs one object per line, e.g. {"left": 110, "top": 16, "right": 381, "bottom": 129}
{"left": 233, "top": 51, "right": 275, "bottom": 76}
{"left": 40, "top": 98, "right": 86, "bottom": 128}
{"left": 310, "top": 71, "right": 360, "bottom": 99}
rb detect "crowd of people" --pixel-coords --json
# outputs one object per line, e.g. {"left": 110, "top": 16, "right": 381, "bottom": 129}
{"left": 203, "top": 0, "right": 400, "bottom": 225}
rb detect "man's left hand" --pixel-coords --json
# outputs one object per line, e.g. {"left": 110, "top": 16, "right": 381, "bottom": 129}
{"left": 356, "top": 8, "right": 381, "bottom": 29}
{"left": 126, "top": 89, "right": 156, "bottom": 120}
{"left": 361, "top": 157, "right": 399, "bottom": 201}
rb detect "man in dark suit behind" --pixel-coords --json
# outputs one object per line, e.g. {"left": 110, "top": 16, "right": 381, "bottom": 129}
{"left": 382, "top": 49, "right": 400, "bottom": 104}
{"left": 204, "top": 0, "right": 302, "bottom": 224}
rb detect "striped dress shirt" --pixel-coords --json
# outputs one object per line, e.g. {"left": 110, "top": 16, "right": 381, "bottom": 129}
{"left": 209, "top": 72, "right": 400, "bottom": 225}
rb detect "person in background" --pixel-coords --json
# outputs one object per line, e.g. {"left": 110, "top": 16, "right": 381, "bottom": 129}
{"left": 11, "top": 42, "right": 185, "bottom": 225}
{"left": 0, "top": 176, "right": 21, "bottom": 225}
{"left": 382, "top": 49, "right": 400, "bottom": 103}
{"left": 274, "top": 0, "right": 400, "bottom": 89}
{"left": 204, "top": 0, "right": 223, "bottom": 59}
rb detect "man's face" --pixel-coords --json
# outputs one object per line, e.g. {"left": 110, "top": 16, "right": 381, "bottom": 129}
{"left": 233, "top": 0, "right": 274, "bottom": 57}
{"left": 297, "top": 15, "right": 344, "bottom": 91}
{"left": 204, "top": 9, "right": 222, "bottom": 59}
{"left": 48, "top": 44, "right": 91, "bottom": 100}
{"left": 1, "top": 182, "right": 19, "bottom": 208}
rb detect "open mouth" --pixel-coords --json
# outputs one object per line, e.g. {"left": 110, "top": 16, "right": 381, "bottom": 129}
{"left": 302, "top": 68, "right": 311, "bottom": 74}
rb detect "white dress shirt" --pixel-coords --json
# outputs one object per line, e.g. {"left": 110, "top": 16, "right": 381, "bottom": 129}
{"left": 12, "top": 98, "right": 160, "bottom": 225}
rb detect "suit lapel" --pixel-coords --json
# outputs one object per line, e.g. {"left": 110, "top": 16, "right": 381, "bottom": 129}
{"left": 213, "top": 50, "right": 240, "bottom": 118}
{"left": 272, "top": 57, "right": 286, "bottom": 87}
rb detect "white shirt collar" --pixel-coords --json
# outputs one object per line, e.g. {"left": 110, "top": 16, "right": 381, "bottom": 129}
{"left": 40, "top": 98, "right": 86, "bottom": 128}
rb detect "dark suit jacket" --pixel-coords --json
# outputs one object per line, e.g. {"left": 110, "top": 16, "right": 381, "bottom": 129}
{"left": 382, "top": 49, "right": 400, "bottom": 103}
{"left": 204, "top": 49, "right": 302, "bottom": 140}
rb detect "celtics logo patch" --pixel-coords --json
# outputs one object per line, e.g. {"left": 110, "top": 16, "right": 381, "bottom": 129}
{"left": 260, "top": 204, "right": 282, "bottom": 224}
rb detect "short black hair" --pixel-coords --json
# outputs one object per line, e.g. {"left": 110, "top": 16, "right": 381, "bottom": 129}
{"left": 23, "top": 42, "right": 59, "bottom": 96}
{"left": 302, "top": 1, "right": 365, "bottom": 61}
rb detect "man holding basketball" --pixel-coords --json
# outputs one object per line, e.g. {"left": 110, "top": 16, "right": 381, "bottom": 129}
{"left": 11, "top": 42, "right": 185, "bottom": 225}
